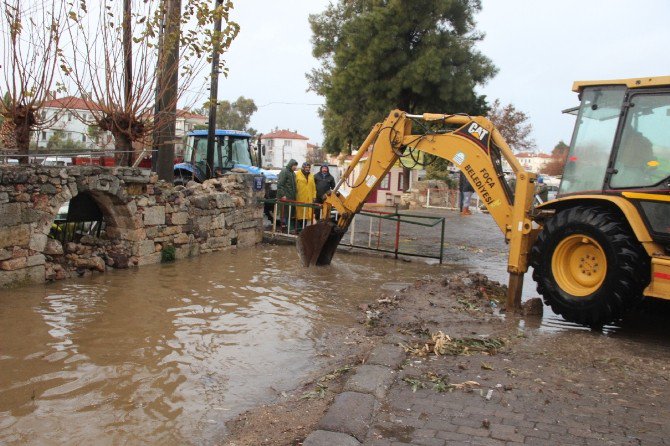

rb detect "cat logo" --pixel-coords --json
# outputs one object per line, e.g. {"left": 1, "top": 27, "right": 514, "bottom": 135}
{"left": 468, "top": 123, "right": 489, "bottom": 142}
{"left": 456, "top": 121, "right": 491, "bottom": 154}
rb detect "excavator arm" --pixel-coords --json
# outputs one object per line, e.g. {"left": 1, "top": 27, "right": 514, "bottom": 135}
{"left": 297, "top": 110, "right": 538, "bottom": 309}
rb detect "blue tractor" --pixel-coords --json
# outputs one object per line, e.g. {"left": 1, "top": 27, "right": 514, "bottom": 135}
{"left": 173, "top": 129, "right": 277, "bottom": 184}
{"left": 174, "top": 129, "right": 278, "bottom": 219}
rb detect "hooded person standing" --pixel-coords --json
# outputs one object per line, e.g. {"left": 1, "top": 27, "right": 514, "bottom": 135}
{"left": 314, "top": 165, "right": 335, "bottom": 220}
{"left": 295, "top": 162, "right": 316, "bottom": 226}
{"left": 277, "top": 159, "right": 298, "bottom": 230}
{"left": 277, "top": 159, "right": 298, "bottom": 201}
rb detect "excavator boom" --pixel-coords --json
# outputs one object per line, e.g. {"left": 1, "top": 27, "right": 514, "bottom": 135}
{"left": 298, "top": 110, "right": 538, "bottom": 308}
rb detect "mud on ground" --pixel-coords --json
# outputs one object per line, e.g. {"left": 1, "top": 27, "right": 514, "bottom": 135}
{"left": 225, "top": 271, "right": 670, "bottom": 446}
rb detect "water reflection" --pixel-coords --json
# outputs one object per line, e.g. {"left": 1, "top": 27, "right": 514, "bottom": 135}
{"left": 0, "top": 244, "right": 445, "bottom": 445}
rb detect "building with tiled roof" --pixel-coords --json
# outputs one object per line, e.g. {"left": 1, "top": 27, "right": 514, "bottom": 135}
{"left": 515, "top": 151, "right": 552, "bottom": 173}
{"left": 41, "top": 96, "right": 103, "bottom": 111}
{"left": 35, "top": 96, "right": 113, "bottom": 151}
{"left": 175, "top": 109, "right": 207, "bottom": 155}
{"left": 260, "top": 129, "right": 311, "bottom": 168}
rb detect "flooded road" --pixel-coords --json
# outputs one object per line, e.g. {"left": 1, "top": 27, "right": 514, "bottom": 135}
{"left": 0, "top": 244, "right": 446, "bottom": 445}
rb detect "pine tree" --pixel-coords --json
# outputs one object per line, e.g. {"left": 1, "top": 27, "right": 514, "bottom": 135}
{"left": 308, "top": 0, "right": 497, "bottom": 157}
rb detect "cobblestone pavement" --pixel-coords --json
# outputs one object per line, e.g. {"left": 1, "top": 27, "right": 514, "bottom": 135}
{"left": 304, "top": 273, "right": 670, "bottom": 446}
{"left": 272, "top": 209, "right": 670, "bottom": 446}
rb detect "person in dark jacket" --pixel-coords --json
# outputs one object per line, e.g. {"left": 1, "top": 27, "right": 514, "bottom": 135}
{"left": 277, "top": 159, "right": 298, "bottom": 200}
{"left": 277, "top": 159, "right": 298, "bottom": 229}
{"left": 313, "top": 165, "right": 336, "bottom": 220}
{"left": 536, "top": 176, "right": 549, "bottom": 202}
{"left": 459, "top": 171, "right": 475, "bottom": 215}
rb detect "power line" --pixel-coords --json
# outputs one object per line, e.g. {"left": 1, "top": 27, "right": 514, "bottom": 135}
{"left": 258, "top": 101, "right": 323, "bottom": 108}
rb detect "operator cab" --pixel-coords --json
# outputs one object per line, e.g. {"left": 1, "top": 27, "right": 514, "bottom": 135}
{"left": 174, "top": 129, "right": 261, "bottom": 184}
{"left": 559, "top": 77, "right": 670, "bottom": 244}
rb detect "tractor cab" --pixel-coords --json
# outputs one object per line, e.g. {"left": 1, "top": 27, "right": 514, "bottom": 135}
{"left": 558, "top": 78, "right": 670, "bottom": 245}
{"left": 174, "top": 129, "right": 258, "bottom": 184}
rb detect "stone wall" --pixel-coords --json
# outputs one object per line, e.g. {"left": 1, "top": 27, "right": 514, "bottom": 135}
{"left": 0, "top": 165, "right": 264, "bottom": 287}
{"left": 403, "top": 180, "right": 459, "bottom": 210}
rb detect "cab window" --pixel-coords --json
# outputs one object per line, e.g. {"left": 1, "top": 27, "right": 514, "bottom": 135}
{"left": 560, "top": 87, "right": 625, "bottom": 195}
{"left": 610, "top": 92, "right": 670, "bottom": 188}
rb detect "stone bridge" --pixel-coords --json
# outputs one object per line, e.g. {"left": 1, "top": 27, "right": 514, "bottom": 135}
{"left": 0, "top": 165, "right": 264, "bottom": 287}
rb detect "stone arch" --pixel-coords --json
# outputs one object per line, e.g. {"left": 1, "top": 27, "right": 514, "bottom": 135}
{"left": 37, "top": 173, "right": 145, "bottom": 278}
{"left": 38, "top": 174, "right": 142, "bottom": 246}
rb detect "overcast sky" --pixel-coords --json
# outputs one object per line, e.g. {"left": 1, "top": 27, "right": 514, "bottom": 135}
{"left": 214, "top": 0, "right": 670, "bottom": 152}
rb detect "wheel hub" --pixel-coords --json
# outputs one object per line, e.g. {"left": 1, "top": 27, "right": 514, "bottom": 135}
{"left": 552, "top": 235, "right": 607, "bottom": 297}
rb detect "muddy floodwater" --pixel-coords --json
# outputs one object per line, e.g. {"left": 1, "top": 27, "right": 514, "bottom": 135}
{"left": 0, "top": 244, "right": 448, "bottom": 445}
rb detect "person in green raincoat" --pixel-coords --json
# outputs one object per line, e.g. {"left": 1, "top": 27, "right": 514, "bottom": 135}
{"left": 277, "top": 159, "right": 298, "bottom": 229}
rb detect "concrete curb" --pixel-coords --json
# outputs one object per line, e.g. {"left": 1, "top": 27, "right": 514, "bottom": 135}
{"left": 303, "top": 342, "right": 407, "bottom": 446}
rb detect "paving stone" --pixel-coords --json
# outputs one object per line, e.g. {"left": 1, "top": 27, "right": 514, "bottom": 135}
{"left": 319, "top": 392, "right": 376, "bottom": 442}
{"left": 303, "top": 430, "right": 360, "bottom": 446}
{"left": 455, "top": 425, "right": 490, "bottom": 438}
{"left": 345, "top": 365, "right": 396, "bottom": 400}
{"left": 410, "top": 437, "right": 445, "bottom": 446}
{"left": 489, "top": 424, "right": 523, "bottom": 443}
{"left": 367, "top": 343, "right": 406, "bottom": 369}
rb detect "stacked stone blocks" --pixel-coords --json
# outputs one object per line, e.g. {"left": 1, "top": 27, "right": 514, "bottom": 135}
{"left": 0, "top": 165, "right": 264, "bottom": 286}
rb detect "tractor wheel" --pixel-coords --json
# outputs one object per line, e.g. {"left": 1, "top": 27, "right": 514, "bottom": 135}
{"left": 531, "top": 205, "right": 649, "bottom": 327}
{"left": 173, "top": 172, "right": 192, "bottom": 186}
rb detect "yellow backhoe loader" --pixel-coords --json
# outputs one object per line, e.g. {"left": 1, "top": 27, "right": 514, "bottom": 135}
{"left": 298, "top": 76, "right": 670, "bottom": 327}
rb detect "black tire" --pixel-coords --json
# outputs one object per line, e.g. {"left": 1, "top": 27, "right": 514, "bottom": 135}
{"left": 173, "top": 171, "right": 192, "bottom": 186}
{"left": 531, "top": 205, "right": 650, "bottom": 327}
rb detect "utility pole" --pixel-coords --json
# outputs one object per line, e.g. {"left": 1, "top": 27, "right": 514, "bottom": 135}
{"left": 122, "top": 0, "right": 132, "bottom": 167}
{"left": 155, "top": 0, "right": 180, "bottom": 182}
{"left": 206, "top": 0, "right": 225, "bottom": 180}
{"left": 151, "top": 1, "right": 166, "bottom": 172}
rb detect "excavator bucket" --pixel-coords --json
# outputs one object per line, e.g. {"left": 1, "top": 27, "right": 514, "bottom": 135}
{"left": 297, "top": 221, "right": 345, "bottom": 267}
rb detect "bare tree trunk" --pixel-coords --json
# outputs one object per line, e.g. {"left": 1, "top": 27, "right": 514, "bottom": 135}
{"left": 112, "top": 131, "right": 133, "bottom": 167}
{"left": 12, "top": 106, "right": 36, "bottom": 164}
{"left": 123, "top": 0, "right": 133, "bottom": 107}
{"left": 14, "top": 117, "right": 30, "bottom": 164}
{"left": 205, "top": 0, "right": 225, "bottom": 180}
{"left": 155, "top": 0, "right": 180, "bottom": 182}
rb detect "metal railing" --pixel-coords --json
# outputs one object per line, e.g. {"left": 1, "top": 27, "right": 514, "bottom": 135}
{"left": 0, "top": 149, "right": 147, "bottom": 167}
{"left": 263, "top": 199, "right": 323, "bottom": 235}
{"left": 261, "top": 199, "right": 445, "bottom": 263}
{"left": 341, "top": 209, "right": 445, "bottom": 263}
{"left": 425, "top": 187, "right": 460, "bottom": 210}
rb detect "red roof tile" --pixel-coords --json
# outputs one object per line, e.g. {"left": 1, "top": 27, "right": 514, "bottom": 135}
{"left": 261, "top": 130, "right": 309, "bottom": 140}
{"left": 177, "top": 109, "right": 207, "bottom": 120}
{"left": 42, "top": 96, "right": 102, "bottom": 111}
{"left": 516, "top": 151, "right": 552, "bottom": 158}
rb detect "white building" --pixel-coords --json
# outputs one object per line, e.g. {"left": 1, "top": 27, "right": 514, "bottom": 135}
{"left": 260, "top": 130, "right": 310, "bottom": 168}
{"left": 36, "top": 96, "right": 114, "bottom": 151}
{"left": 175, "top": 109, "right": 207, "bottom": 155}
{"left": 514, "top": 151, "right": 553, "bottom": 173}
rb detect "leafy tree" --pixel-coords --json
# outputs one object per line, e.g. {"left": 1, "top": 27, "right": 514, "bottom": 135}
{"left": 46, "top": 130, "right": 65, "bottom": 151}
{"left": 486, "top": 99, "right": 535, "bottom": 151}
{"left": 308, "top": 0, "right": 497, "bottom": 190}
{"left": 542, "top": 140, "right": 570, "bottom": 176}
{"left": 306, "top": 145, "right": 327, "bottom": 165}
{"left": 214, "top": 96, "right": 257, "bottom": 133}
{"left": 46, "top": 130, "right": 86, "bottom": 152}
{"left": 87, "top": 125, "right": 101, "bottom": 145}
